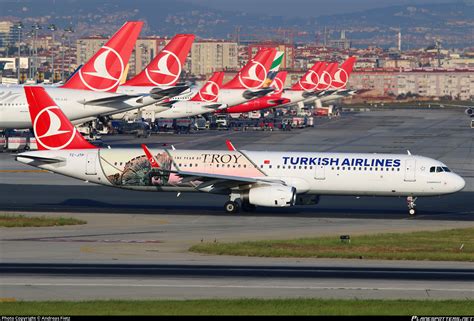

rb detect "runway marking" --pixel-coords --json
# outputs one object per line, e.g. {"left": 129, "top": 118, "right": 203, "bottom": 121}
{"left": 0, "top": 170, "right": 47, "bottom": 173}
{"left": 2, "top": 283, "right": 473, "bottom": 293}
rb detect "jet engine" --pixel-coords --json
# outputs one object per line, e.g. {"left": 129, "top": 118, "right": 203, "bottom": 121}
{"left": 246, "top": 185, "right": 296, "bottom": 207}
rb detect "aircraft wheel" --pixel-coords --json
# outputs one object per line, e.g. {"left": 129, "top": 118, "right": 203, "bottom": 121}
{"left": 224, "top": 201, "right": 239, "bottom": 214}
{"left": 409, "top": 208, "right": 416, "bottom": 216}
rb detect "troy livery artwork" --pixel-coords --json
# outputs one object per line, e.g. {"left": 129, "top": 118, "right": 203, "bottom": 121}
{"left": 99, "top": 150, "right": 265, "bottom": 188}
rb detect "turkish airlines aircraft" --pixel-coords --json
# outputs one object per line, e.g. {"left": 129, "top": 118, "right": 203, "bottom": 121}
{"left": 0, "top": 21, "right": 153, "bottom": 129}
{"left": 216, "top": 48, "right": 278, "bottom": 107}
{"left": 216, "top": 71, "right": 290, "bottom": 114}
{"left": 17, "top": 86, "right": 465, "bottom": 216}
{"left": 155, "top": 72, "right": 227, "bottom": 119}
{"left": 118, "top": 34, "right": 195, "bottom": 98}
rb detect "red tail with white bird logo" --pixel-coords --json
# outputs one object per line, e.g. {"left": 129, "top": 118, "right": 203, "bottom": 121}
{"left": 24, "top": 87, "right": 97, "bottom": 150}
{"left": 222, "top": 48, "right": 277, "bottom": 90}
{"left": 61, "top": 21, "right": 143, "bottom": 92}
{"left": 330, "top": 56, "right": 356, "bottom": 89}
{"left": 190, "top": 72, "right": 224, "bottom": 102}
{"left": 291, "top": 62, "right": 324, "bottom": 92}
{"left": 124, "top": 34, "right": 195, "bottom": 87}
{"left": 269, "top": 71, "right": 287, "bottom": 96}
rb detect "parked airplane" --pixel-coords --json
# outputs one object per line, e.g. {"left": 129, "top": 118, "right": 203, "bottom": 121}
{"left": 17, "top": 86, "right": 465, "bottom": 216}
{"left": 0, "top": 21, "right": 154, "bottom": 129}
{"left": 153, "top": 72, "right": 227, "bottom": 119}
{"left": 117, "top": 33, "right": 195, "bottom": 98}
{"left": 216, "top": 48, "right": 278, "bottom": 106}
{"left": 216, "top": 71, "right": 290, "bottom": 114}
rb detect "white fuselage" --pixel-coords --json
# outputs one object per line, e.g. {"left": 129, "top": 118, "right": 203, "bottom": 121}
{"left": 17, "top": 148, "right": 465, "bottom": 198}
{"left": 0, "top": 85, "right": 154, "bottom": 129}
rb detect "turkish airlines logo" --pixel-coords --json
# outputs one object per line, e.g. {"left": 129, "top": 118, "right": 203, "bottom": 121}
{"left": 145, "top": 50, "right": 182, "bottom": 86}
{"left": 198, "top": 81, "right": 219, "bottom": 102}
{"left": 318, "top": 70, "right": 332, "bottom": 90}
{"left": 331, "top": 68, "right": 349, "bottom": 89}
{"left": 298, "top": 70, "right": 320, "bottom": 92}
{"left": 238, "top": 60, "right": 267, "bottom": 89}
{"left": 271, "top": 77, "right": 284, "bottom": 95}
{"left": 78, "top": 46, "right": 124, "bottom": 92}
{"left": 33, "top": 106, "right": 76, "bottom": 150}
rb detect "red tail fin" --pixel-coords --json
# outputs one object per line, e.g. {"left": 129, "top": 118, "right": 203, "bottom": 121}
{"left": 270, "top": 71, "right": 287, "bottom": 96}
{"left": 291, "top": 62, "right": 324, "bottom": 91}
{"left": 24, "top": 87, "right": 97, "bottom": 150}
{"left": 125, "top": 34, "right": 195, "bottom": 87}
{"left": 190, "top": 72, "right": 224, "bottom": 102}
{"left": 316, "top": 62, "right": 338, "bottom": 90}
{"left": 61, "top": 21, "right": 143, "bottom": 92}
{"left": 141, "top": 144, "right": 160, "bottom": 168}
{"left": 222, "top": 48, "right": 277, "bottom": 90}
{"left": 331, "top": 56, "right": 357, "bottom": 89}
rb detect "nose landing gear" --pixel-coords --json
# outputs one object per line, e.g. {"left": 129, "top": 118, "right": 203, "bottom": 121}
{"left": 407, "top": 196, "right": 417, "bottom": 216}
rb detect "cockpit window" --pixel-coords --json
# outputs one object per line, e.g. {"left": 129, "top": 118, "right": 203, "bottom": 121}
{"left": 431, "top": 166, "right": 451, "bottom": 173}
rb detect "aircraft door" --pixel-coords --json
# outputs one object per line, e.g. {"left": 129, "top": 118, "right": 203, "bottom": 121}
{"left": 86, "top": 153, "right": 97, "bottom": 175}
{"left": 404, "top": 159, "right": 416, "bottom": 182}
{"left": 314, "top": 165, "right": 326, "bottom": 180}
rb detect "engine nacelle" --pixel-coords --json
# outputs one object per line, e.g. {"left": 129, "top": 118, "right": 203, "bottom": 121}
{"left": 247, "top": 185, "right": 296, "bottom": 207}
{"left": 465, "top": 108, "right": 473, "bottom": 117}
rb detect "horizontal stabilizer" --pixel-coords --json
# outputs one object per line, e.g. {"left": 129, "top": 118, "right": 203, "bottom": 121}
{"left": 150, "top": 85, "right": 189, "bottom": 100}
{"left": 243, "top": 88, "right": 274, "bottom": 100}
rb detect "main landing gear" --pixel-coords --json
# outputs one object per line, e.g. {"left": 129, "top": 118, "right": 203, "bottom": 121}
{"left": 224, "top": 194, "right": 256, "bottom": 214}
{"left": 407, "top": 196, "right": 417, "bottom": 216}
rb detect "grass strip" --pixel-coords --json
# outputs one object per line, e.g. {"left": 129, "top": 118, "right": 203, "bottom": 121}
{"left": 0, "top": 214, "right": 86, "bottom": 227}
{"left": 190, "top": 228, "right": 474, "bottom": 261}
{"left": 1, "top": 299, "right": 473, "bottom": 315}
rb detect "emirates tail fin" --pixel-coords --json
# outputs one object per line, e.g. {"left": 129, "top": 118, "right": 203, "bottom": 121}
{"left": 125, "top": 34, "right": 195, "bottom": 87}
{"left": 24, "top": 87, "right": 97, "bottom": 150}
{"left": 61, "top": 21, "right": 143, "bottom": 92}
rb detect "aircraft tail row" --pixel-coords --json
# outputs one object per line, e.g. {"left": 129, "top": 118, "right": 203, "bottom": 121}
{"left": 291, "top": 57, "right": 357, "bottom": 92}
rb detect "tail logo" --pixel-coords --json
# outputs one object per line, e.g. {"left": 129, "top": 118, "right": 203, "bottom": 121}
{"left": 318, "top": 70, "right": 332, "bottom": 90}
{"left": 238, "top": 60, "right": 267, "bottom": 89}
{"left": 298, "top": 70, "right": 320, "bottom": 92}
{"left": 271, "top": 77, "right": 284, "bottom": 95}
{"left": 79, "top": 46, "right": 124, "bottom": 92}
{"left": 33, "top": 106, "right": 76, "bottom": 150}
{"left": 331, "top": 68, "right": 348, "bottom": 89}
{"left": 198, "top": 81, "right": 219, "bottom": 102}
{"left": 145, "top": 50, "right": 182, "bottom": 86}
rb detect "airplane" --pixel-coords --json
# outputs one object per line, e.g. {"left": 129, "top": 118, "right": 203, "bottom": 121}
{"left": 17, "top": 86, "right": 465, "bottom": 216}
{"left": 117, "top": 33, "right": 195, "bottom": 98}
{"left": 112, "top": 48, "right": 280, "bottom": 121}
{"left": 154, "top": 52, "right": 286, "bottom": 119}
{"left": 216, "top": 48, "right": 278, "bottom": 106}
{"left": 215, "top": 71, "right": 290, "bottom": 115}
{"left": 152, "top": 71, "right": 227, "bottom": 119}
{"left": 0, "top": 21, "right": 155, "bottom": 129}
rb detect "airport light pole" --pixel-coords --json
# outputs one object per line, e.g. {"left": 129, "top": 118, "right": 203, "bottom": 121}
{"left": 60, "top": 33, "right": 66, "bottom": 81}
{"left": 48, "top": 24, "right": 57, "bottom": 82}
{"left": 16, "top": 22, "right": 23, "bottom": 84}
{"left": 64, "top": 26, "right": 74, "bottom": 79}
{"left": 31, "top": 23, "right": 41, "bottom": 82}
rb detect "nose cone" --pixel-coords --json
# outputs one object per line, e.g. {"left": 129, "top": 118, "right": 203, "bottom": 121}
{"left": 451, "top": 175, "right": 466, "bottom": 193}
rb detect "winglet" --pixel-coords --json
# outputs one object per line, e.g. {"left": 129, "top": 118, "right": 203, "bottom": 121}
{"left": 141, "top": 144, "right": 160, "bottom": 168}
{"left": 225, "top": 139, "right": 236, "bottom": 151}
